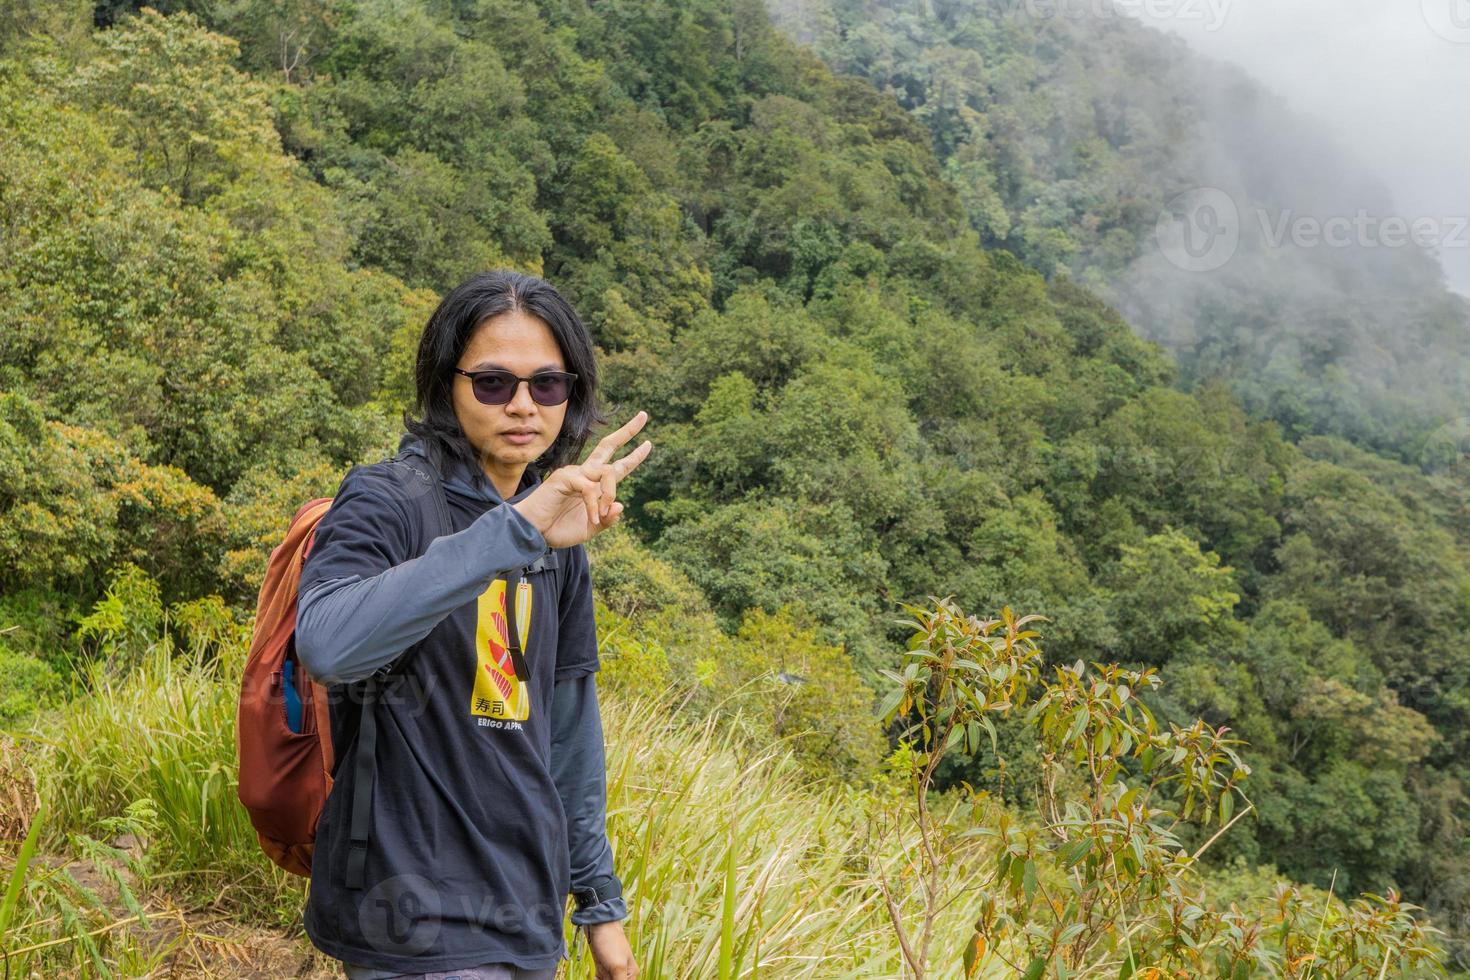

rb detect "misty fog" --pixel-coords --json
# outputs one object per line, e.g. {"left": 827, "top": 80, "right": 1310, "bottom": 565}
{"left": 764, "top": 0, "right": 1470, "bottom": 450}
{"left": 1129, "top": 0, "right": 1470, "bottom": 296}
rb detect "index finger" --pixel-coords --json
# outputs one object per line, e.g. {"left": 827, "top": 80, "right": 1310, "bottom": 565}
{"left": 584, "top": 410, "right": 649, "bottom": 467}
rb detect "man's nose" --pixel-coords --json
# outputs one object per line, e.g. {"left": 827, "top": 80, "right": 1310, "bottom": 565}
{"left": 508, "top": 379, "right": 538, "bottom": 413}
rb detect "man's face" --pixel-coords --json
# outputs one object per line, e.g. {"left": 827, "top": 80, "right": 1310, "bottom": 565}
{"left": 452, "top": 309, "right": 569, "bottom": 473}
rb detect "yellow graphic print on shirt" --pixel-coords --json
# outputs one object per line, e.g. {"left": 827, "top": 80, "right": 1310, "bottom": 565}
{"left": 471, "top": 576, "right": 532, "bottom": 721}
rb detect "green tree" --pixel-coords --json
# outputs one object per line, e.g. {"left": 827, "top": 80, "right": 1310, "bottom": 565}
{"left": 1100, "top": 529, "right": 1243, "bottom": 666}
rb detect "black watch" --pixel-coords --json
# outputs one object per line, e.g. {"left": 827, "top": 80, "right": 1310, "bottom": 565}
{"left": 572, "top": 873, "right": 623, "bottom": 911}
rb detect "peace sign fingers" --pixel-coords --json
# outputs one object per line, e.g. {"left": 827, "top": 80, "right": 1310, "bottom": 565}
{"left": 597, "top": 437, "right": 653, "bottom": 521}
{"left": 584, "top": 410, "right": 650, "bottom": 469}
{"left": 583, "top": 411, "right": 652, "bottom": 524}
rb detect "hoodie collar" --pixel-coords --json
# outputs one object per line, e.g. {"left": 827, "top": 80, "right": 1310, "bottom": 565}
{"left": 396, "top": 432, "right": 543, "bottom": 505}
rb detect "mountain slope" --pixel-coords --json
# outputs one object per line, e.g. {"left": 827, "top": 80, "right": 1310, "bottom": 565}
{"left": 775, "top": 0, "right": 1470, "bottom": 456}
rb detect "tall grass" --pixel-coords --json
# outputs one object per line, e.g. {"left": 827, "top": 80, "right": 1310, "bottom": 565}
{"left": 7, "top": 618, "right": 1427, "bottom": 977}
{"left": 18, "top": 636, "right": 308, "bottom": 927}
{"left": 579, "top": 693, "right": 993, "bottom": 979}
{"left": 4, "top": 624, "right": 996, "bottom": 977}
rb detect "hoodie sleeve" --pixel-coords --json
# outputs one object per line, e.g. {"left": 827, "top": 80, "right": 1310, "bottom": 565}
{"left": 551, "top": 671, "right": 628, "bottom": 927}
{"left": 295, "top": 465, "right": 550, "bottom": 686}
{"left": 550, "top": 542, "right": 626, "bottom": 926}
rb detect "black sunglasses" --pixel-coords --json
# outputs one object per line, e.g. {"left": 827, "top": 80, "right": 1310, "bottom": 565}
{"left": 453, "top": 368, "right": 578, "bottom": 406}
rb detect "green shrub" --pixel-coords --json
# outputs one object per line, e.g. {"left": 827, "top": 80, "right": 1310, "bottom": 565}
{"left": 0, "top": 640, "right": 64, "bottom": 729}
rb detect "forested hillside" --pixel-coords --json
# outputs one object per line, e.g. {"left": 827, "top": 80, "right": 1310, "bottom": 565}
{"left": 774, "top": 0, "right": 1470, "bottom": 456}
{"left": 0, "top": 0, "right": 1467, "bottom": 973}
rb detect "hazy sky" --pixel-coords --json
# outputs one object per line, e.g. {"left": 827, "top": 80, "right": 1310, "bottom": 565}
{"left": 1128, "top": 0, "right": 1470, "bottom": 295}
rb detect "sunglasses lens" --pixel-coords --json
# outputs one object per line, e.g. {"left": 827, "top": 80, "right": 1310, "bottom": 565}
{"left": 464, "top": 371, "right": 573, "bottom": 406}
{"left": 471, "top": 371, "right": 517, "bottom": 404}
{"left": 530, "top": 374, "right": 571, "bottom": 406}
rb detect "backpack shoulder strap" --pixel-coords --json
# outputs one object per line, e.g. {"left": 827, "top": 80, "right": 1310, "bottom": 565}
{"left": 345, "top": 447, "right": 453, "bottom": 891}
{"left": 384, "top": 450, "right": 455, "bottom": 554}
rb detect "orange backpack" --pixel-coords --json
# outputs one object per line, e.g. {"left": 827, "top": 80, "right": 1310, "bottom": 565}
{"left": 234, "top": 450, "right": 454, "bottom": 879}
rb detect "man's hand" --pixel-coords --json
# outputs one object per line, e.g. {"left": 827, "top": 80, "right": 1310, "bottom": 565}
{"left": 512, "top": 411, "right": 652, "bottom": 549}
{"left": 585, "top": 920, "right": 638, "bottom": 980}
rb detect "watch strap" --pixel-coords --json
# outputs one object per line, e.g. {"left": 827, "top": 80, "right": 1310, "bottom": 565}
{"left": 572, "top": 873, "right": 623, "bottom": 911}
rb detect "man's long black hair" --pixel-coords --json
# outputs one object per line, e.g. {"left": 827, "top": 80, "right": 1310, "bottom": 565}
{"left": 402, "top": 270, "right": 607, "bottom": 496}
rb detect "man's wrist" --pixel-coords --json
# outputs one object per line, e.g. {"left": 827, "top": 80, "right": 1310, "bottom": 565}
{"left": 507, "top": 499, "right": 548, "bottom": 544}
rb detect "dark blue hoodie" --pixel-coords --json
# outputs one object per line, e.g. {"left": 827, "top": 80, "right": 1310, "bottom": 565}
{"left": 295, "top": 433, "right": 626, "bottom": 976}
